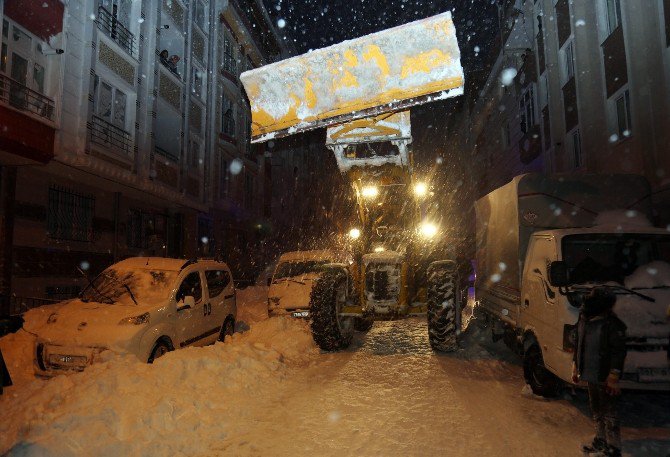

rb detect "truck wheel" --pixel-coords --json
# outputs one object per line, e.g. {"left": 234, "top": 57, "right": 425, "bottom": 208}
{"left": 523, "top": 343, "right": 562, "bottom": 397}
{"left": 310, "top": 270, "right": 354, "bottom": 351}
{"left": 218, "top": 317, "right": 235, "bottom": 342}
{"left": 354, "top": 317, "right": 374, "bottom": 332}
{"left": 427, "top": 261, "right": 459, "bottom": 352}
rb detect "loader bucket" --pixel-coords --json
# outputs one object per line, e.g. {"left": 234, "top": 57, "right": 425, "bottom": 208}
{"left": 241, "top": 11, "right": 464, "bottom": 143}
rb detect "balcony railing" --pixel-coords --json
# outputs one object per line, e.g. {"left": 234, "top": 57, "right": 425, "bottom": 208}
{"left": 155, "top": 145, "right": 180, "bottom": 162}
{"left": 0, "top": 72, "right": 55, "bottom": 122}
{"left": 90, "top": 115, "right": 132, "bottom": 157}
{"left": 97, "top": 5, "right": 136, "bottom": 57}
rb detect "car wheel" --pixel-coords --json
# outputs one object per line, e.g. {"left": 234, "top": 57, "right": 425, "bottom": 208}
{"left": 523, "top": 343, "right": 562, "bottom": 397}
{"left": 218, "top": 318, "right": 235, "bottom": 342}
{"left": 148, "top": 339, "right": 173, "bottom": 363}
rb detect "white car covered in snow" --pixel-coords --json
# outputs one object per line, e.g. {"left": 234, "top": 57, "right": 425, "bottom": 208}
{"left": 268, "top": 250, "right": 350, "bottom": 318}
{"left": 34, "top": 257, "right": 236, "bottom": 375}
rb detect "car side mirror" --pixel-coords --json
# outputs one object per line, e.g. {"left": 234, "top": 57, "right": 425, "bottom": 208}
{"left": 548, "top": 261, "right": 569, "bottom": 287}
{"left": 177, "top": 295, "right": 195, "bottom": 311}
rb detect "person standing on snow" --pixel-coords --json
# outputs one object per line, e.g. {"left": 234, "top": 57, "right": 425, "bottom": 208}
{"left": 572, "top": 287, "right": 627, "bottom": 457}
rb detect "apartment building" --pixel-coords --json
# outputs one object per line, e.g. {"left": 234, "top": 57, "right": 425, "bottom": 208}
{"left": 450, "top": 0, "right": 670, "bottom": 222}
{"left": 0, "top": 0, "right": 329, "bottom": 312}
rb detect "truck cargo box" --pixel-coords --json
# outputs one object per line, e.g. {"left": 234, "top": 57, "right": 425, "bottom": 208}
{"left": 475, "top": 173, "right": 652, "bottom": 315}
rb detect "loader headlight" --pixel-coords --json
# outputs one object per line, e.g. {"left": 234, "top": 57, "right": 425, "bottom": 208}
{"left": 419, "top": 222, "right": 438, "bottom": 239}
{"left": 414, "top": 182, "right": 428, "bottom": 198}
{"left": 361, "top": 186, "right": 379, "bottom": 199}
{"left": 374, "top": 246, "right": 385, "bottom": 253}
{"left": 118, "top": 312, "right": 150, "bottom": 325}
{"left": 348, "top": 228, "right": 361, "bottom": 240}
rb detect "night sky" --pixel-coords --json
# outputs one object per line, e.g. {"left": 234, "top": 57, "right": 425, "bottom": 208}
{"left": 262, "top": 0, "right": 500, "bottom": 74}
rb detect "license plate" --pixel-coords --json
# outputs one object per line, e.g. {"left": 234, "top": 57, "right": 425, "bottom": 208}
{"left": 49, "top": 354, "right": 86, "bottom": 365}
{"left": 292, "top": 311, "right": 309, "bottom": 318}
{"left": 638, "top": 367, "right": 670, "bottom": 382}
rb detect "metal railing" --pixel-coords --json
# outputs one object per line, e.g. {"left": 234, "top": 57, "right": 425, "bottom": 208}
{"left": 97, "top": 5, "right": 136, "bottom": 57}
{"left": 90, "top": 115, "right": 132, "bottom": 156}
{"left": 155, "top": 145, "right": 180, "bottom": 162}
{"left": 0, "top": 73, "right": 55, "bottom": 122}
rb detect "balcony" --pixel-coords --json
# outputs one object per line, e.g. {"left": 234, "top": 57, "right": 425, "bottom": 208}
{"left": 90, "top": 115, "right": 132, "bottom": 157}
{"left": 96, "top": 5, "right": 136, "bottom": 57}
{"left": 0, "top": 72, "right": 55, "bottom": 122}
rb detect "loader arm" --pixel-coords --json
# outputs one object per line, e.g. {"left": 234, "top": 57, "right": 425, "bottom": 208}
{"left": 240, "top": 11, "right": 464, "bottom": 143}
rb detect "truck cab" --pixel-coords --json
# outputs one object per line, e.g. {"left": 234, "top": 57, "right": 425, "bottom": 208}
{"left": 520, "top": 227, "right": 670, "bottom": 392}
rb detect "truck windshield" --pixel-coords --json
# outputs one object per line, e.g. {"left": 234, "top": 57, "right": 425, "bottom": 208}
{"left": 562, "top": 234, "right": 670, "bottom": 285}
{"left": 273, "top": 260, "right": 328, "bottom": 280}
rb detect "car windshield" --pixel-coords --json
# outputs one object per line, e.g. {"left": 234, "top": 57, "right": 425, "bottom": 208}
{"left": 81, "top": 267, "right": 178, "bottom": 305}
{"left": 562, "top": 234, "right": 670, "bottom": 285}
{"left": 273, "top": 260, "right": 329, "bottom": 280}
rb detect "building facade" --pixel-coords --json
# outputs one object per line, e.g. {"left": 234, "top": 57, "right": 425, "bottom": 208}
{"left": 0, "top": 0, "right": 331, "bottom": 313}
{"left": 451, "top": 0, "right": 670, "bottom": 222}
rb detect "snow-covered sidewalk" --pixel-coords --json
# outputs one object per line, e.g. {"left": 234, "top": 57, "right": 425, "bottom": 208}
{"left": 1, "top": 288, "right": 668, "bottom": 456}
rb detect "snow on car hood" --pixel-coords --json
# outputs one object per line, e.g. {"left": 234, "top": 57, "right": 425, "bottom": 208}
{"left": 268, "top": 277, "right": 317, "bottom": 310}
{"left": 30, "top": 299, "right": 155, "bottom": 346}
{"left": 614, "top": 289, "right": 670, "bottom": 339}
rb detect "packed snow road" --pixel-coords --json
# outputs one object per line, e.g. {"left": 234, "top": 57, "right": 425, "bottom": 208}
{"left": 1, "top": 291, "right": 668, "bottom": 456}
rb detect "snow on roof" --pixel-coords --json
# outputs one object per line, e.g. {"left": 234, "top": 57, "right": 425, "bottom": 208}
{"left": 112, "top": 257, "right": 187, "bottom": 271}
{"left": 593, "top": 209, "right": 653, "bottom": 229}
{"left": 624, "top": 261, "right": 670, "bottom": 289}
{"left": 278, "top": 250, "right": 348, "bottom": 263}
{"left": 362, "top": 251, "right": 403, "bottom": 264}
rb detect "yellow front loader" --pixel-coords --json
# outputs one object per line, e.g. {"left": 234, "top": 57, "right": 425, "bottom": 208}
{"left": 241, "top": 11, "right": 465, "bottom": 352}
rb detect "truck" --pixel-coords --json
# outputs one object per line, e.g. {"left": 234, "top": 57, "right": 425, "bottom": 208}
{"left": 241, "top": 11, "right": 467, "bottom": 352}
{"left": 475, "top": 173, "right": 670, "bottom": 396}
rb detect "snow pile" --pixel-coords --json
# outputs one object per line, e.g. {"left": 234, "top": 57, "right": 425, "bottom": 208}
{"left": 614, "top": 291, "right": 670, "bottom": 339}
{"left": 236, "top": 285, "right": 269, "bottom": 326}
{"left": 0, "top": 330, "right": 35, "bottom": 388}
{"left": 613, "top": 262, "right": 670, "bottom": 338}
{"left": 624, "top": 261, "right": 670, "bottom": 289}
{"left": 593, "top": 209, "right": 653, "bottom": 228}
{"left": 0, "top": 317, "right": 317, "bottom": 456}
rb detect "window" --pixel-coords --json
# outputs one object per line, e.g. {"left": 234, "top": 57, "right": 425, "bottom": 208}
{"left": 501, "top": 122, "right": 511, "bottom": 147}
{"left": 564, "top": 40, "right": 575, "bottom": 83}
{"left": 220, "top": 157, "right": 229, "bottom": 198}
{"left": 47, "top": 187, "right": 95, "bottom": 242}
{"left": 605, "top": 0, "right": 622, "bottom": 35}
{"left": 615, "top": 89, "right": 631, "bottom": 137}
{"left": 176, "top": 272, "right": 202, "bottom": 302}
{"left": 245, "top": 174, "right": 254, "bottom": 209}
{"left": 191, "top": 66, "right": 204, "bottom": 99}
{"left": 519, "top": 85, "right": 536, "bottom": 134}
{"left": 193, "top": 0, "right": 208, "bottom": 31}
{"left": 189, "top": 138, "right": 200, "bottom": 168}
{"left": 205, "top": 270, "right": 231, "bottom": 298}
{"left": 222, "top": 93, "right": 235, "bottom": 137}
{"left": 572, "top": 129, "right": 582, "bottom": 168}
{"left": 94, "top": 76, "right": 127, "bottom": 130}
{"left": 221, "top": 31, "right": 237, "bottom": 76}
{"left": 97, "top": 0, "right": 135, "bottom": 56}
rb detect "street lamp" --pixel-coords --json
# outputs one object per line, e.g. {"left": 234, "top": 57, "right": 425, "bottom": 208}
{"left": 414, "top": 182, "right": 428, "bottom": 198}
{"left": 348, "top": 228, "right": 361, "bottom": 240}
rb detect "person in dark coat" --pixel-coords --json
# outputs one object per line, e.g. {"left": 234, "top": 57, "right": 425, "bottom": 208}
{"left": 0, "top": 347, "right": 12, "bottom": 394}
{"left": 572, "top": 287, "right": 627, "bottom": 457}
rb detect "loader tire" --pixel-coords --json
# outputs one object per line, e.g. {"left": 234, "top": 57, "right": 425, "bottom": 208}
{"left": 354, "top": 317, "right": 374, "bottom": 332}
{"left": 310, "top": 270, "right": 354, "bottom": 351}
{"left": 427, "top": 261, "right": 459, "bottom": 352}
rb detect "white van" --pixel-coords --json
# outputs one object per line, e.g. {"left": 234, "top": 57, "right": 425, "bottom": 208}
{"left": 34, "top": 257, "right": 236, "bottom": 375}
{"left": 268, "top": 250, "right": 350, "bottom": 318}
